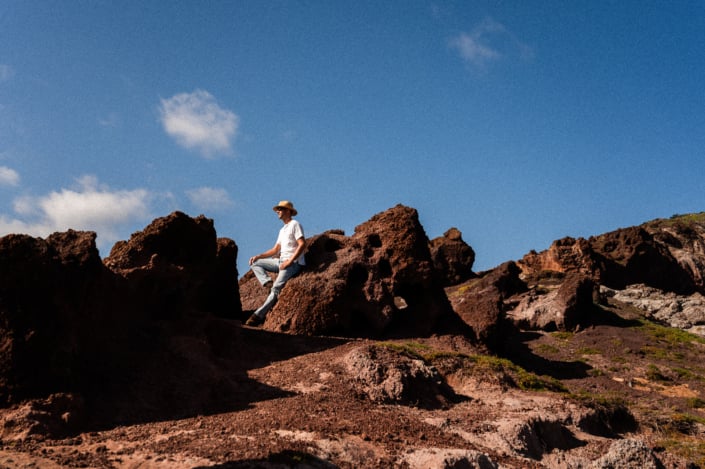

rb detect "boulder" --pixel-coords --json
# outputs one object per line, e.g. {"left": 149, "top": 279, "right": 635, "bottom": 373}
{"left": 590, "top": 439, "right": 663, "bottom": 469}
{"left": 240, "top": 205, "right": 458, "bottom": 338}
{"left": 344, "top": 344, "right": 457, "bottom": 409}
{"left": 429, "top": 227, "right": 476, "bottom": 286}
{"left": 591, "top": 226, "right": 695, "bottom": 294}
{"left": 0, "top": 231, "right": 126, "bottom": 404}
{"left": 508, "top": 274, "right": 598, "bottom": 331}
{"left": 105, "top": 211, "right": 241, "bottom": 319}
{"left": 445, "top": 262, "right": 527, "bottom": 351}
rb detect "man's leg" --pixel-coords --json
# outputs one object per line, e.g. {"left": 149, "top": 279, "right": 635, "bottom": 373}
{"left": 250, "top": 263, "right": 302, "bottom": 322}
{"left": 250, "top": 258, "right": 279, "bottom": 286}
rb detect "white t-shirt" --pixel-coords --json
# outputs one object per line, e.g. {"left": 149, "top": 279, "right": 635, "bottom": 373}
{"left": 277, "top": 219, "right": 305, "bottom": 265}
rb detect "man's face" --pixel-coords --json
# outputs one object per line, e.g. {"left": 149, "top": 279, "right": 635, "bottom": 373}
{"left": 276, "top": 208, "right": 290, "bottom": 220}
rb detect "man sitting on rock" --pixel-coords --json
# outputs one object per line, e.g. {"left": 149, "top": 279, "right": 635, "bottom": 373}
{"left": 245, "top": 200, "right": 306, "bottom": 326}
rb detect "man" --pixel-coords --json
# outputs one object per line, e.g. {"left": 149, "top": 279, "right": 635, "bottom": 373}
{"left": 245, "top": 200, "right": 306, "bottom": 326}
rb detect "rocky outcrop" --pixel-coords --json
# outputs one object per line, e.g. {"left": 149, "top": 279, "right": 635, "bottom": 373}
{"left": 508, "top": 274, "right": 598, "bottom": 331}
{"left": 0, "top": 231, "right": 127, "bottom": 405}
{"left": 518, "top": 215, "right": 705, "bottom": 296}
{"left": 445, "top": 262, "right": 527, "bottom": 350}
{"left": 240, "top": 205, "right": 462, "bottom": 338}
{"left": 429, "top": 227, "right": 476, "bottom": 286}
{"left": 344, "top": 344, "right": 457, "bottom": 409}
{"left": 0, "top": 212, "right": 242, "bottom": 415}
{"left": 105, "top": 211, "right": 241, "bottom": 319}
{"left": 603, "top": 284, "right": 705, "bottom": 336}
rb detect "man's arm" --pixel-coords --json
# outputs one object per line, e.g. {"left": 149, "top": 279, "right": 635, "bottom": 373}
{"left": 249, "top": 243, "right": 281, "bottom": 265}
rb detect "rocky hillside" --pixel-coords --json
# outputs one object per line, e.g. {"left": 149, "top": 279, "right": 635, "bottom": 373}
{"left": 0, "top": 208, "right": 704, "bottom": 468}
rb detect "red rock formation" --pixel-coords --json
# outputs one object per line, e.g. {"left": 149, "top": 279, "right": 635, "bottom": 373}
{"left": 429, "top": 227, "right": 476, "bottom": 286}
{"left": 240, "top": 205, "right": 460, "bottom": 338}
{"left": 445, "top": 261, "right": 526, "bottom": 351}
{"left": 105, "top": 211, "right": 241, "bottom": 319}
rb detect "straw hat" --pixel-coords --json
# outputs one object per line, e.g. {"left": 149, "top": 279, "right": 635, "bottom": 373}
{"left": 273, "top": 200, "right": 298, "bottom": 216}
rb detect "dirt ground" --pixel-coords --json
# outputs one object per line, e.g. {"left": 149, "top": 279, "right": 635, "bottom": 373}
{"left": 1, "top": 296, "right": 704, "bottom": 468}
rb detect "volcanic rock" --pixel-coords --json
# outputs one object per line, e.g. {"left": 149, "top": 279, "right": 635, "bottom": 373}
{"left": 344, "top": 344, "right": 457, "bottom": 409}
{"left": 240, "top": 205, "right": 460, "bottom": 338}
{"left": 429, "top": 227, "right": 476, "bottom": 286}
{"left": 602, "top": 284, "right": 705, "bottom": 336}
{"left": 445, "top": 262, "right": 527, "bottom": 351}
{"left": 518, "top": 217, "right": 705, "bottom": 295}
{"left": 105, "top": 211, "right": 241, "bottom": 319}
{"left": 0, "top": 231, "right": 126, "bottom": 405}
{"left": 508, "top": 273, "right": 598, "bottom": 331}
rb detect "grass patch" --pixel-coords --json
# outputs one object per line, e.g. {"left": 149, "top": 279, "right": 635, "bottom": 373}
{"left": 535, "top": 344, "right": 560, "bottom": 355}
{"left": 637, "top": 319, "right": 705, "bottom": 347}
{"left": 550, "top": 331, "right": 575, "bottom": 341}
{"left": 646, "top": 364, "right": 670, "bottom": 382}
{"left": 378, "top": 341, "right": 432, "bottom": 360}
{"left": 687, "top": 397, "right": 705, "bottom": 409}
{"left": 469, "top": 355, "right": 568, "bottom": 393}
{"left": 577, "top": 347, "right": 602, "bottom": 355}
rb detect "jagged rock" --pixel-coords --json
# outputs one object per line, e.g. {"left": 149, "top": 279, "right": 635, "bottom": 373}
{"left": 429, "top": 227, "right": 476, "bottom": 286}
{"left": 602, "top": 284, "right": 705, "bottom": 336}
{"left": 0, "top": 393, "right": 85, "bottom": 441}
{"left": 519, "top": 222, "right": 700, "bottom": 295}
{"left": 0, "top": 231, "right": 124, "bottom": 404}
{"left": 508, "top": 274, "right": 598, "bottom": 331}
{"left": 445, "top": 262, "right": 527, "bottom": 350}
{"left": 344, "top": 345, "right": 456, "bottom": 409}
{"left": 519, "top": 236, "right": 600, "bottom": 279}
{"left": 240, "top": 205, "right": 459, "bottom": 338}
{"left": 645, "top": 215, "right": 705, "bottom": 293}
{"left": 590, "top": 439, "right": 663, "bottom": 469}
{"left": 105, "top": 211, "right": 241, "bottom": 319}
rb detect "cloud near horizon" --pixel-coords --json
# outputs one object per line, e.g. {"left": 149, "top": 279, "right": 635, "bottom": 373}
{"left": 159, "top": 90, "right": 239, "bottom": 158}
{"left": 0, "top": 175, "right": 152, "bottom": 251}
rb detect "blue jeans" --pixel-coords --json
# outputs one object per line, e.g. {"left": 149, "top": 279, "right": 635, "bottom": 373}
{"left": 251, "top": 258, "right": 302, "bottom": 320}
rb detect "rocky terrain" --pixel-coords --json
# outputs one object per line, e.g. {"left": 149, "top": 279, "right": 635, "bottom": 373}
{"left": 1, "top": 207, "right": 705, "bottom": 468}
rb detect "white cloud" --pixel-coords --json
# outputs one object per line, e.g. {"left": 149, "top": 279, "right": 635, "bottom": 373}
{"left": 450, "top": 18, "right": 532, "bottom": 70}
{"left": 0, "top": 166, "right": 20, "bottom": 186}
{"left": 0, "top": 64, "right": 14, "bottom": 82}
{"left": 186, "top": 186, "right": 234, "bottom": 211}
{"left": 159, "top": 90, "right": 239, "bottom": 158}
{"left": 0, "top": 175, "right": 152, "bottom": 251}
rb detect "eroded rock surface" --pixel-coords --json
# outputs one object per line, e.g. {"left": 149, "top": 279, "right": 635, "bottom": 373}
{"left": 240, "top": 205, "right": 461, "bottom": 338}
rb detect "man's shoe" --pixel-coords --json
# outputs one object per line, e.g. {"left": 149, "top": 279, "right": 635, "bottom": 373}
{"left": 245, "top": 315, "right": 263, "bottom": 327}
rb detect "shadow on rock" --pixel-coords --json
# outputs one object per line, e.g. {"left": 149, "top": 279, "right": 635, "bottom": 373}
{"left": 502, "top": 331, "right": 592, "bottom": 380}
{"left": 195, "top": 450, "right": 339, "bottom": 468}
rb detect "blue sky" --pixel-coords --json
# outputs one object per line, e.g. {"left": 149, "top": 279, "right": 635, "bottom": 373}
{"left": 1, "top": 1, "right": 704, "bottom": 276}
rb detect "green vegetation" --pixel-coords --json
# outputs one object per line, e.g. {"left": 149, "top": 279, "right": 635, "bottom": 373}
{"left": 657, "top": 437, "right": 705, "bottom": 467}
{"left": 378, "top": 341, "right": 432, "bottom": 360}
{"left": 568, "top": 392, "right": 628, "bottom": 412}
{"left": 577, "top": 347, "right": 602, "bottom": 355}
{"left": 550, "top": 331, "right": 574, "bottom": 341}
{"left": 535, "top": 343, "right": 560, "bottom": 355}
{"left": 377, "top": 342, "right": 567, "bottom": 393}
{"left": 638, "top": 318, "right": 705, "bottom": 347}
{"left": 467, "top": 355, "right": 568, "bottom": 393}
{"left": 646, "top": 364, "right": 670, "bottom": 382}
{"left": 686, "top": 397, "right": 705, "bottom": 409}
